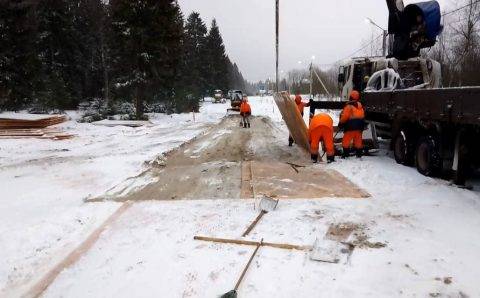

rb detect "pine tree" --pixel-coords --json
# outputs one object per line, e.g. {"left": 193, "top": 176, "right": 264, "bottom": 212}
{"left": 0, "top": 1, "right": 39, "bottom": 110}
{"left": 35, "top": 0, "right": 81, "bottom": 110}
{"left": 110, "top": 0, "right": 184, "bottom": 119}
{"left": 72, "top": 0, "right": 109, "bottom": 102}
{"left": 181, "top": 12, "right": 207, "bottom": 99}
{"left": 204, "top": 19, "right": 230, "bottom": 93}
{"left": 228, "top": 62, "right": 246, "bottom": 91}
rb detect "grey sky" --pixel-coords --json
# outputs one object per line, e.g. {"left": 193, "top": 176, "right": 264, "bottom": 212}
{"left": 178, "top": 0, "right": 451, "bottom": 82}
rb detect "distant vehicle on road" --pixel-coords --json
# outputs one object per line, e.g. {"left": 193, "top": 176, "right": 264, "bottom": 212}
{"left": 213, "top": 89, "right": 226, "bottom": 103}
{"left": 229, "top": 90, "right": 243, "bottom": 111}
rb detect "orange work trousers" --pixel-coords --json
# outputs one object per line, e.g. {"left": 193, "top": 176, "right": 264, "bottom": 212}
{"left": 310, "top": 126, "right": 334, "bottom": 157}
{"left": 342, "top": 130, "right": 363, "bottom": 149}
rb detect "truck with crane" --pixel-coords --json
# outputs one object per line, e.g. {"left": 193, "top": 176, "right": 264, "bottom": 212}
{"left": 311, "top": 0, "right": 480, "bottom": 185}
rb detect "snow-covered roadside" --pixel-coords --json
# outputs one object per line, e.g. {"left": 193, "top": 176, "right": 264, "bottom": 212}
{"left": 39, "top": 96, "right": 480, "bottom": 297}
{"left": 0, "top": 102, "right": 229, "bottom": 296}
{"left": 41, "top": 141, "right": 480, "bottom": 297}
{"left": 3, "top": 96, "right": 480, "bottom": 297}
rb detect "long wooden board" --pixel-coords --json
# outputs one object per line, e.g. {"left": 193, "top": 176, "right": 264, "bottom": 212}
{"left": 194, "top": 236, "right": 311, "bottom": 251}
{"left": 0, "top": 115, "right": 67, "bottom": 129}
{"left": 273, "top": 92, "right": 310, "bottom": 152}
{"left": 25, "top": 202, "right": 133, "bottom": 298}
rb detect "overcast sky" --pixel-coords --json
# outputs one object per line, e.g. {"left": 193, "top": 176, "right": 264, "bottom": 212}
{"left": 178, "top": 0, "right": 452, "bottom": 82}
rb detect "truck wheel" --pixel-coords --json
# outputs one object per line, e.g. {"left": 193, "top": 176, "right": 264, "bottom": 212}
{"left": 415, "top": 136, "right": 441, "bottom": 177}
{"left": 393, "top": 130, "right": 414, "bottom": 166}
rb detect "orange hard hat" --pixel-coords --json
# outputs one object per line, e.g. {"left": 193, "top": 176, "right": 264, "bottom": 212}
{"left": 349, "top": 90, "right": 360, "bottom": 101}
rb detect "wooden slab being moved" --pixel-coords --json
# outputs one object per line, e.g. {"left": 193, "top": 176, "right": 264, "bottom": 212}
{"left": 250, "top": 161, "right": 369, "bottom": 199}
{"left": 273, "top": 92, "right": 310, "bottom": 153}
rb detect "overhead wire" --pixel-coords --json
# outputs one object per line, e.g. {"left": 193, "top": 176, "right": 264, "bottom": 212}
{"left": 312, "top": 1, "right": 480, "bottom": 70}
{"left": 442, "top": 0, "right": 480, "bottom": 17}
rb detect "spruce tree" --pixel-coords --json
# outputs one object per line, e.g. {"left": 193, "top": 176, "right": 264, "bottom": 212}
{"left": 182, "top": 12, "right": 208, "bottom": 99}
{"left": 110, "top": 0, "right": 183, "bottom": 118}
{"left": 229, "top": 62, "right": 246, "bottom": 91}
{"left": 0, "top": 1, "right": 39, "bottom": 110}
{"left": 35, "top": 0, "right": 81, "bottom": 110}
{"left": 72, "top": 0, "right": 109, "bottom": 102}
{"left": 204, "top": 19, "right": 230, "bottom": 93}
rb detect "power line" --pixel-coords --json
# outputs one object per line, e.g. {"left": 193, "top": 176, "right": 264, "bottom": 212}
{"left": 330, "top": 1, "right": 480, "bottom": 65}
{"left": 442, "top": 0, "right": 480, "bottom": 17}
{"left": 309, "top": 33, "right": 384, "bottom": 69}
{"left": 336, "top": 33, "right": 384, "bottom": 63}
{"left": 313, "top": 2, "right": 480, "bottom": 70}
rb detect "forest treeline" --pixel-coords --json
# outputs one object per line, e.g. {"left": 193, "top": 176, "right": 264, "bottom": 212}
{"left": 0, "top": 0, "right": 247, "bottom": 117}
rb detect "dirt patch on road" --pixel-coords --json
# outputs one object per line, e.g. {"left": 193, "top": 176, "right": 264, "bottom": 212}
{"left": 99, "top": 115, "right": 369, "bottom": 201}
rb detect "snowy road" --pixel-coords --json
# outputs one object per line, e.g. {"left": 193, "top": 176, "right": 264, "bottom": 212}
{"left": 1, "top": 97, "right": 480, "bottom": 297}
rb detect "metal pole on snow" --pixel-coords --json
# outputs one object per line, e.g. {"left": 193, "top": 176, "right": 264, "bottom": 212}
{"left": 382, "top": 30, "right": 388, "bottom": 57}
{"left": 309, "top": 63, "right": 313, "bottom": 98}
{"left": 275, "top": 0, "right": 279, "bottom": 92}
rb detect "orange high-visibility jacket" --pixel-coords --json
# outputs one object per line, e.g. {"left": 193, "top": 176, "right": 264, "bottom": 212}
{"left": 295, "top": 96, "right": 310, "bottom": 116}
{"left": 339, "top": 101, "right": 365, "bottom": 131}
{"left": 240, "top": 102, "right": 251, "bottom": 114}
{"left": 308, "top": 113, "right": 334, "bottom": 156}
{"left": 309, "top": 113, "right": 333, "bottom": 132}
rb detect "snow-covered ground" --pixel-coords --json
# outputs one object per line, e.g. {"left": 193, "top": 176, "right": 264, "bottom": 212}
{"left": 0, "top": 102, "right": 229, "bottom": 296}
{"left": 2, "top": 96, "right": 480, "bottom": 297}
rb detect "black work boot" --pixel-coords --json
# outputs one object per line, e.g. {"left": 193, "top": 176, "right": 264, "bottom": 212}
{"left": 341, "top": 148, "right": 350, "bottom": 159}
{"left": 247, "top": 122, "right": 250, "bottom": 128}
{"left": 327, "top": 155, "right": 335, "bottom": 163}
{"left": 288, "top": 137, "right": 294, "bottom": 147}
{"left": 311, "top": 154, "right": 318, "bottom": 163}
{"left": 356, "top": 148, "right": 363, "bottom": 158}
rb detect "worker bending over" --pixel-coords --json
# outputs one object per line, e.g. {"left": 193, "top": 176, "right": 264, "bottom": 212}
{"left": 339, "top": 90, "right": 365, "bottom": 158}
{"left": 309, "top": 113, "right": 335, "bottom": 163}
{"left": 289, "top": 93, "right": 311, "bottom": 146}
{"left": 240, "top": 96, "right": 252, "bottom": 128}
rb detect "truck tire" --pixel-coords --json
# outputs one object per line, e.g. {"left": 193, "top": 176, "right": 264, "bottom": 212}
{"left": 393, "top": 130, "right": 414, "bottom": 166}
{"left": 415, "top": 136, "right": 441, "bottom": 177}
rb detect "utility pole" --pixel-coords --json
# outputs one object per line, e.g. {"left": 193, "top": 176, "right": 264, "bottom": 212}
{"left": 275, "top": 0, "right": 279, "bottom": 92}
{"left": 382, "top": 30, "right": 387, "bottom": 56}
{"left": 366, "top": 17, "right": 388, "bottom": 57}
{"left": 309, "top": 63, "right": 313, "bottom": 98}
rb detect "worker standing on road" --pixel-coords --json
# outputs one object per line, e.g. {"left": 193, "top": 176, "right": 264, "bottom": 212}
{"left": 289, "top": 93, "right": 311, "bottom": 146}
{"left": 309, "top": 113, "right": 335, "bottom": 163}
{"left": 240, "top": 95, "right": 252, "bottom": 128}
{"left": 339, "top": 90, "right": 365, "bottom": 158}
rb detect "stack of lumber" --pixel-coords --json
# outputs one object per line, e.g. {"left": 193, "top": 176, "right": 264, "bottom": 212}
{"left": 0, "top": 115, "right": 67, "bottom": 129}
{"left": 0, "top": 115, "right": 73, "bottom": 140}
{"left": 0, "top": 128, "right": 74, "bottom": 140}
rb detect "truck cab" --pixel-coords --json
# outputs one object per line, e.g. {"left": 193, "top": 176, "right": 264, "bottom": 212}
{"left": 338, "top": 57, "right": 386, "bottom": 100}
{"left": 338, "top": 57, "right": 441, "bottom": 99}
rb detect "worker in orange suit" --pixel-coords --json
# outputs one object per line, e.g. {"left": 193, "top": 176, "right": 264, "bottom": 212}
{"left": 339, "top": 90, "right": 366, "bottom": 158}
{"left": 240, "top": 95, "right": 252, "bottom": 128}
{"left": 309, "top": 113, "right": 335, "bottom": 163}
{"left": 289, "top": 93, "right": 311, "bottom": 146}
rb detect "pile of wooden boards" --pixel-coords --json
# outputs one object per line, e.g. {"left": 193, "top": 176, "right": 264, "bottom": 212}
{"left": 0, "top": 115, "right": 73, "bottom": 140}
{"left": 0, "top": 129, "right": 73, "bottom": 140}
{"left": 0, "top": 115, "right": 67, "bottom": 129}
